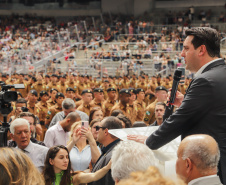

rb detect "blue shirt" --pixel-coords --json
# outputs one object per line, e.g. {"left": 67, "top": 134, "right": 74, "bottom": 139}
{"left": 69, "top": 145, "right": 91, "bottom": 171}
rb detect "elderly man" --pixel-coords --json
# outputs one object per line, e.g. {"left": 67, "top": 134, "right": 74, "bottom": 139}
{"left": 49, "top": 98, "right": 88, "bottom": 127}
{"left": 176, "top": 134, "right": 222, "bottom": 185}
{"left": 111, "top": 140, "right": 156, "bottom": 184}
{"left": 88, "top": 116, "right": 122, "bottom": 185}
{"left": 44, "top": 112, "right": 80, "bottom": 148}
{"left": 10, "top": 118, "right": 48, "bottom": 172}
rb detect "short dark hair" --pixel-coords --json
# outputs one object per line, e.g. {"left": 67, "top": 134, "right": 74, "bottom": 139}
{"left": 155, "top": 102, "right": 166, "bottom": 109}
{"left": 18, "top": 112, "right": 37, "bottom": 125}
{"left": 16, "top": 98, "right": 27, "bottom": 106}
{"left": 132, "top": 121, "right": 147, "bottom": 127}
{"left": 102, "top": 116, "right": 122, "bottom": 130}
{"left": 117, "top": 114, "right": 132, "bottom": 128}
{"left": 111, "top": 109, "right": 124, "bottom": 117}
{"left": 185, "top": 27, "right": 220, "bottom": 58}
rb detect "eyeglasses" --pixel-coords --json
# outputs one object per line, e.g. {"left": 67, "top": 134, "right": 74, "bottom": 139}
{"left": 94, "top": 125, "right": 106, "bottom": 131}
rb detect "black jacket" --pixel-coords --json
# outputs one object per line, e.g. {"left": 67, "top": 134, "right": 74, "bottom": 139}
{"left": 146, "top": 59, "right": 226, "bottom": 183}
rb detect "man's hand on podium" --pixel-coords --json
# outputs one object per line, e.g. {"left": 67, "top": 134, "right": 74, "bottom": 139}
{"left": 127, "top": 135, "right": 148, "bottom": 144}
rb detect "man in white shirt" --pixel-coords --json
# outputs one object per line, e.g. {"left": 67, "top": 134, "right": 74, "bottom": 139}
{"left": 10, "top": 118, "right": 48, "bottom": 172}
{"left": 176, "top": 134, "right": 222, "bottom": 185}
{"left": 44, "top": 112, "right": 80, "bottom": 148}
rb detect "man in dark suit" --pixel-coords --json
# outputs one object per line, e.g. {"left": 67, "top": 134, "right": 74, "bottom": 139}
{"left": 88, "top": 116, "right": 122, "bottom": 185}
{"left": 128, "top": 27, "right": 226, "bottom": 183}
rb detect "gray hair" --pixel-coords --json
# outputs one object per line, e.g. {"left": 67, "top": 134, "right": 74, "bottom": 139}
{"left": 62, "top": 98, "right": 75, "bottom": 109}
{"left": 10, "top": 118, "right": 30, "bottom": 134}
{"left": 182, "top": 136, "right": 220, "bottom": 175}
{"left": 111, "top": 140, "right": 156, "bottom": 181}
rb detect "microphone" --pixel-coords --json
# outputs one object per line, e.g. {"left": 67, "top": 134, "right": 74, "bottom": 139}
{"left": 163, "top": 69, "right": 182, "bottom": 120}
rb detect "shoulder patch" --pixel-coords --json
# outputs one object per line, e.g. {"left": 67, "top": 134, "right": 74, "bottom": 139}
{"left": 47, "top": 111, "right": 52, "bottom": 115}
{"left": 146, "top": 111, "right": 151, "bottom": 115}
{"left": 144, "top": 117, "right": 149, "bottom": 121}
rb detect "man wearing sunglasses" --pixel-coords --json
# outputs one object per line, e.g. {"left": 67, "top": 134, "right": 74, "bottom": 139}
{"left": 88, "top": 116, "right": 122, "bottom": 185}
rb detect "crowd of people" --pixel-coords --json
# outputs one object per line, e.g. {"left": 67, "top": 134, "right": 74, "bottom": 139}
{"left": 0, "top": 12, "right": 225, "bottom": 185}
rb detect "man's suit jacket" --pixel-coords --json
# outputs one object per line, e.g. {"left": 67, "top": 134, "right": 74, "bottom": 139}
{"left": 189, "top": 175, "right": 222, "bottom": 185}
{"left": 88, "top": 140, "right": 120, "bottom": 185}
{"left": 146, "top": 59, "right": 226, "bottom": 183}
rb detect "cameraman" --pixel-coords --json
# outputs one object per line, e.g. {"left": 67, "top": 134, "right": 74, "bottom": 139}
{"left": 8, "top": 98, "right": 42, "bottom": 138}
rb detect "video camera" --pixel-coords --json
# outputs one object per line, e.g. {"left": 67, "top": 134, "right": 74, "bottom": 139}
{"left": 0, "top": 82, "right": 24, "bottom": 147}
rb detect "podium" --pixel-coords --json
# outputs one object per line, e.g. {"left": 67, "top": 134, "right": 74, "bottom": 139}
{"left": 108, "top": 126, "right": 180, "bottom": 177}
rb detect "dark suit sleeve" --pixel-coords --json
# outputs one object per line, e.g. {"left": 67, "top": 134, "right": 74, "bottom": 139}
{"left": 146, "top": 77, "right": 213, "bottom": 150}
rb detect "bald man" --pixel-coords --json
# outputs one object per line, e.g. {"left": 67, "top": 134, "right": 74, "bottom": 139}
{"left": 176, "top": 134, "right": 222, "bottom": 185}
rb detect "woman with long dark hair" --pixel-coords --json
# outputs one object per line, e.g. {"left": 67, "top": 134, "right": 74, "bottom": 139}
{"left": 43, "top": 145, "right": 111, "bottom": 185}
{"left": 43, "top": 145, "right": 72, "bottom": 185}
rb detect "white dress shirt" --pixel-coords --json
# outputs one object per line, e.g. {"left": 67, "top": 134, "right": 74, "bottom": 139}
{"left": 22, "top": 141, "right": 48, "bottom": 172}
{"left": 44, "top": 121, "right": 69, "bottom": 148}
{"left": 195, "top": 58, "right": 222, "bottom": 78}
{"left": 188, "top": 175, "right": 222, "bottom": 185}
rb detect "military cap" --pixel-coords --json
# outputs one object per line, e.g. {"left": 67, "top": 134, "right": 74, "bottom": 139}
{"left": 136, "top": 88, "right": 145, "bottom": 94}
{"left": 107, "top": 88, "right": 116, "bottom": 92}
{"left": 81, "top": 89, "right": 92, "bottom": 95}
{"left": 72, "top": 73, "right": 77, "bottom": 77}
{"left": 50, "top": 88, "right": 58, "bottom": 93}
{"left": 51, "top": 74, "right": 58, "bottom": 77}
{"left": 55, "top": 92, "right": 65, "bottom": 99}
{"left": 40, "top": 91, "right": 48, "bottom": 97}
{"left": 29, "top": 90, "right": 38, "bottom": 97}
{"left": 80, "top": 75, "right": 84, "bottom": 77}
{"left": 128, "top": 88, "right": 135, "bottom": 94}
{"left": 104, "top": 80, "right": 109, "bottom": 83}
{"left": 119, "top": 89, "right": 131, "bottom": 95}
{"left": 141, "top": 76, "right": 145, "bottom": 79}
{"left": 109, "top": 75, "right": 113, "bottom": 79}
{"left": 61, "top": 74, "right": 67, "bottom": 79}
{"left": 155, "top": 86, "right": 168, "bottom": 92}
{"left": 66, "top": 87, "right": 75, "bottom": 92}
{"left": 17, "top": 92, "right": 23, "bottom": 98}
{"left": 45, "top": 75, "right": 50, "bottom": 78}
{"left": 2, "top": 74, "right": 7, "bottom": 78}
{"left": 31, "top": 76, "right": 37, "bottom": 82}
{"left": 93, "top": 88, "right": 104, "bottom": 93}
